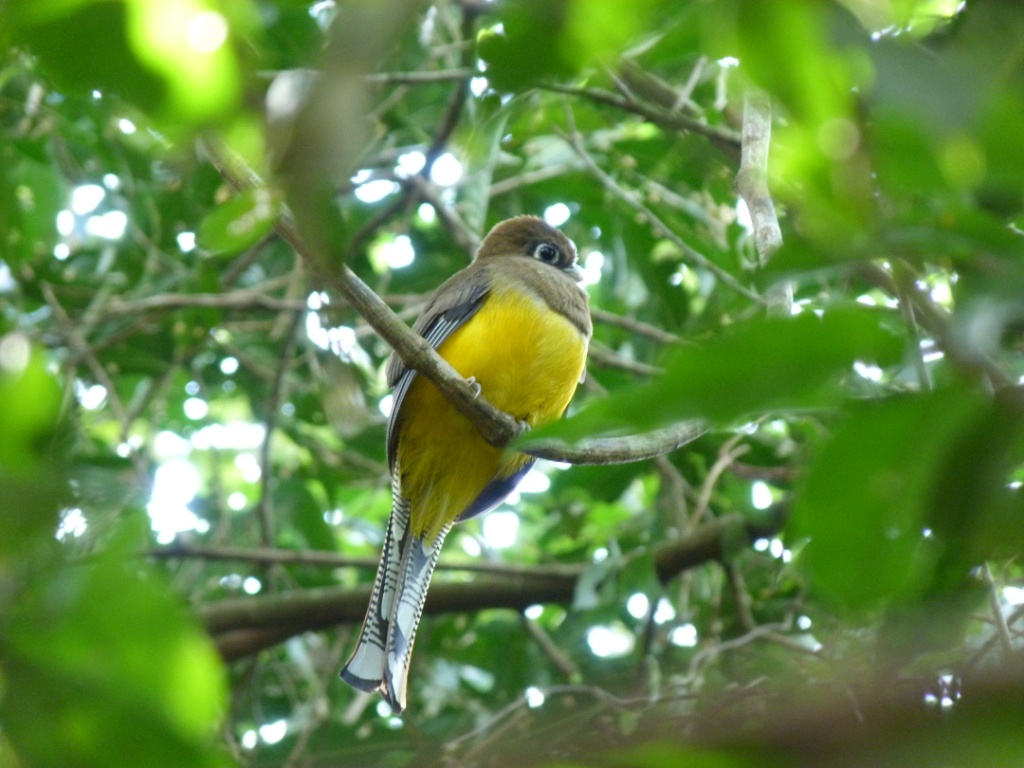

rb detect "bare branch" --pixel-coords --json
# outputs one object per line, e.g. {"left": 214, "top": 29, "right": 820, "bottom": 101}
{"left": 200, "top": 514, "right": 762, "bottom": 658}
{"left": 590, "top": 307, "right": 680, "bottom": 344}
{"left": 364, "top": 68, "right": 475, "bottom": 84}
{"left": 525, "top": 421, "right": 706, "bottom": 465}
{"left": 149, "top": 542, "right": 582, "bottom": 579}
{"left": 542, "top": 82, "right": 741, "bottom": 155}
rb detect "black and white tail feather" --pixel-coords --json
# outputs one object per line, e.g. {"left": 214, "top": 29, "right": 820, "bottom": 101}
{"left": 339, "top": 466, "right": 451, "bottom": 714}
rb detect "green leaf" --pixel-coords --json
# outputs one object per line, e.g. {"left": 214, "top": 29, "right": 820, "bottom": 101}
{"left": 197, "top": 187, "right": 281, "bottom": 257}
{"left": 0, "top": 335, "right": 62, "bottom": 477}
{"left": 527, "top": 307, "right": 904, "bottom": 444}
{"left": 787, "top": 389, "right": 987, "bottom": 611}
{"left": 2, "top": 552, "right": 229, "bottom": 768}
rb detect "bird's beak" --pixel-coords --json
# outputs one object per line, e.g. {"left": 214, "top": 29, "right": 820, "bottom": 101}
{"left": 565, "top": 264, "right": 585, "bottom": 282}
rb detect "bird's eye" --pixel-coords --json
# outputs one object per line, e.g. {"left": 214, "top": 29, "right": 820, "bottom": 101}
{"left": 534, "top": 243, "right": 560, "bottom": 264}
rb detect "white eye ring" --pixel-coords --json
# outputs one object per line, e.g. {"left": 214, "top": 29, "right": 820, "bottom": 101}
{"left": 534, "top": 243, "right": 560, "bottom": 263}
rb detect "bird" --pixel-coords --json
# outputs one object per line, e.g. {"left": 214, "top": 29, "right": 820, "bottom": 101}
{"left": 340, "top": 215, "right": 592, "bottom": 714}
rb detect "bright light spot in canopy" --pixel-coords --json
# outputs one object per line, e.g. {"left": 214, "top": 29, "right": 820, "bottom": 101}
{"left": 235, "top": 453, "right": 262, "bottom": 483}
{"left": 85, "top": 210, "right": 128, "bottom": 240}
{"left": 76, "top": 382, "right": 108, "bottom": 410}
{"left": 653, "top": 598, "right": 676, "bottom": 624}
{"left": 355, "top": 178, "right": 400, "bottom": 203}
{"left": 184, "top": 397, "right": 208, "bottom": 420}
{"left": 57, "top": 507, "right": 88, "bottom": 540}
{"left": 148, "top": 459, "right": 207, "bottom": 543}
{"left": 626, "top": 593, "right": 649, "bottom": 619}
{"left": 71, "top": 184, "right": 106, "bottom": 215}
{"left": 543, "top": 202, "right": 570, "bottom": 227}
{"left": 1004, "top": 586, "right": 1024, "bottom": 606}
{"left": 258, "top": 719, "right": 287, "bottom": 745}
{"left": 853, "top": 360, "right": 883, "bottom": 382}
{"left": 670, "top": 623, "right": 698, "bottom": 647}
{"left": 417, "top": 203, "right": 436, "bottom": 223}
{"left": 525, "top": 687, "right": 545, "bottom": 708}
{"left": 380, "top": 234, "right": 415, "bottom": 269}
{"left": 470, "top": 77, "right": 489, "bottom": 96}
{"left": 460, "top": 535, "right": 482, "bottom": 557}
{"left": 517, "top": 467, "right": 550, "bottom": 494}
{"left": 482, "top": 510, "right": 519, "bottom": 549}
{"left": 751, "top": 481, "right": 773, "bottom": 510}
{"left": 177, "top": 231, "right": 196, "bottom": 252}
{"left": 187, "top": 10, "right": 229, "bottom": 53}
{"left": 191, "top": 422, "right": 265, "bottom": 451}
{"left": 430, "top": 152, "right": 463, "bottom": 186}
{"left": 735, "top": 197, "right": 751, "bottom": 231}
{"left": 395, "top": 151, "right": 426, "bottom": 178}
{"left": 586, "top": 623, "right": 635, "bottom": 658}
{"left": 581, "top": 250, "right": 604, "bottom": 286}
{"left": 56, "top": 210, "right": 74, "bottom": 237}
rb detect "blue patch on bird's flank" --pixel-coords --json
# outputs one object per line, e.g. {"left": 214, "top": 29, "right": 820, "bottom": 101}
{"left": 456, "top": 460, "right": 535, "bottom": 522}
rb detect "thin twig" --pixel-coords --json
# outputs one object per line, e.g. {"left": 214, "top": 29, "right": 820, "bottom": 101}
{"left": 587, "top": 341, "right": 664, "bottom": 376}
{"left": 724, "top": 560, "right": 757, "bottom": 634}
{"left": 542, "top": 82, "right": 741, "bottom": 152}
{"left": 104, "top": 292, "right": 307, "bottom": 315}
{"left": 559, "top": 119, "right": 763, "bottom": 304}
{"left": 982, "top": 563, "right": 1015, "bottom": 661}
{"left": 590, "top": 307, "right": 680, "bottom": 344}
{"left": 255, "top": 310, "right": 304, "bottom": 548}
{"left": 520, "top": 614, "right": 580, "bottom": 680}
{"left": 364, "top": 68, "right": 475, "bottom": 84}
{"left": 691, "top": 435, "right": 749, "bottom": 528}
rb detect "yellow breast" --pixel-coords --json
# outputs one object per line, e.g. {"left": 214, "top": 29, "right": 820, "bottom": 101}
{"left": 395, "top": 284, "right": 587, "bottom": 542}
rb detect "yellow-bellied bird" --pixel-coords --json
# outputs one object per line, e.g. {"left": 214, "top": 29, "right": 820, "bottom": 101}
{"left": 340, "top": 216, "right": 592, "bottom": 713}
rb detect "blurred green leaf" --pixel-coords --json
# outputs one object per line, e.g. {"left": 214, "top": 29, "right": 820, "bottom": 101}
{"left": 0, "top": 335, "right": 61, "bottom": 477}
{"left": 197, "top": 187, "right": 281, "bottom": 258}
{"left": 2, "top": 550, "right": 228, "bottom": 768}
{"left": 788, "top": 389, "right": 988, "bottom": 611}
{"left": 529, "top": 307, "right": 904, "bottom": 444}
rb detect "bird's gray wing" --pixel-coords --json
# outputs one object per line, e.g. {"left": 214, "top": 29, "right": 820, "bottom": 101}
{"left": 385, "top": 267, "right": 491, "bottom": 472}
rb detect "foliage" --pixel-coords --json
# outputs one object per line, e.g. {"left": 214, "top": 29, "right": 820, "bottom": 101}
{"left": 1, "top": 0, "right": 1023, "bottom": 766}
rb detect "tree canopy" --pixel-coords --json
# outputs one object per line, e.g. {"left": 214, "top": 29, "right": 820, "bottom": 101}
{"left": 1, "top": 1, "right": 1023, "bottom": 767}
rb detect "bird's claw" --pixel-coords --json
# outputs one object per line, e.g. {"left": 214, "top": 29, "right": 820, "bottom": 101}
{"left": 465, "top": 376, "right": 482, "bottom": 398}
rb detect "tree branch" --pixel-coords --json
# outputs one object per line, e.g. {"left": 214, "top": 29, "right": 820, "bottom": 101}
{"left": 201, "top": 514, "right": 759, "bottom": 659}
{"left": 149, "top": 542, "right": 582, "bottom": 579}
{"left": 523, "top": 421, "right": 706, "bottom": 465}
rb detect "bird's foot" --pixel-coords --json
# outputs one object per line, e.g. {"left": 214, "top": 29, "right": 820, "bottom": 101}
{"left": 465, "top": 376, "right": 482, "bottom": 398}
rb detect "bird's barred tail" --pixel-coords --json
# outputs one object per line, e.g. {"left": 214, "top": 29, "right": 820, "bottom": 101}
{"left": 340, "top": 472, "right": 451, "bottom": 714}
{"left": 339, "top": 482, "right": 408, "bottom": 696}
